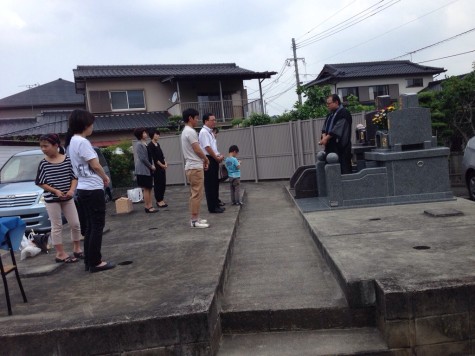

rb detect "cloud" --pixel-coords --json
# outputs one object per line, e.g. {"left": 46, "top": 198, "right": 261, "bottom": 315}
{"left": 1, "top": 0, "right": 474, "bottom": 115}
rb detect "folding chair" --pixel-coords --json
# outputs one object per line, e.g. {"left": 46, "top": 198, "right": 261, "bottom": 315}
{"left": 0, "top": 217, "right": 28, "bottom": 315}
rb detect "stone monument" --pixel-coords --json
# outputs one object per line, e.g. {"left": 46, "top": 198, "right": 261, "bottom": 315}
{"left": 292, "top": 93, "right": 453, "bottom": 211}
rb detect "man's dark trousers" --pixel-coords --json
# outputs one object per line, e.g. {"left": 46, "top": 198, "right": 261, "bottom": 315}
{"left": 204, "top": 156, "right": 219, "bottom": 212}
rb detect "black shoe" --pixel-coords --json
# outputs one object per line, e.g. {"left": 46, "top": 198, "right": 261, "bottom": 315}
{"left": 85, "top": 264, "right": 89, "bottom": 272}
{"left": 90, "top": 262, "right": 116, "bottom": 273}
{"left": 209, "top": 207, "right": 225, "bottom": 213}
{"left": 218, "top": 201, "right": 225, "bottom": 207}
{"left": 145, "top": 207, "right": 158, "bottom": 213}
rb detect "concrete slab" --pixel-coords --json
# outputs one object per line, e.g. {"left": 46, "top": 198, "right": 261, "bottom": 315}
{"left": 0, "top": 185, "right": 241, "bottom": 355}
{"left": 297, "top": 197, "right": 475, "bottom": 307}
{"left": 221, "top": 182, "right": 375, "bottom": 334}
{"left": 219, "top": 327, "right": 390, "bottom": 356}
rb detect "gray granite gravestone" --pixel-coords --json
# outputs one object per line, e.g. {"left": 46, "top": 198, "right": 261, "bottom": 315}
{"left": 293, "top": 93, "right": 453, "bottom": 211}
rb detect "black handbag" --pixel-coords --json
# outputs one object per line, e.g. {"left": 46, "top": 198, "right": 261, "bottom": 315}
{"left": 31, "top": 233, "right": 50, "bottom": 253}
{"left": 219, "top": 163, "right": 229, "bottom": 182}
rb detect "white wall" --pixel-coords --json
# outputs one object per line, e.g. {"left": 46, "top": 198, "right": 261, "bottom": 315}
{"left": 333, "top": 75, "right": 435, "bottom": 95}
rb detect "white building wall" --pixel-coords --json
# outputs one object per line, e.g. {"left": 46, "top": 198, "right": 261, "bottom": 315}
{"left": 333, "top": 75, "right": 435, "bottom": 95}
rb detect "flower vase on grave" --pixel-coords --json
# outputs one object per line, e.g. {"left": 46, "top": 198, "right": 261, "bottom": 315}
{"left": 375, "top": 130, "right": 389, "bottom": 149}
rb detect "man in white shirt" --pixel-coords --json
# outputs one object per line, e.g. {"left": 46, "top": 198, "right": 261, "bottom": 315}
{"left": 199, "top": 113, "right": 224, "bottom": 214}
{"left": 181, "top": 108, "right": 210, "bottom": 228}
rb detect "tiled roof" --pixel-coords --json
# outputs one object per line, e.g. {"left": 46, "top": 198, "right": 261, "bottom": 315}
{"left": 0, "top": 111, "right": 169, "bottom": 138}
{"left": 74, "top": 63, "right": 277, "bottom": 81}
{"left": 305, "top": 60, "right": 446, "bottom": 86}
{"left": 0, "top": 79, "right": 84, "bottom": 108}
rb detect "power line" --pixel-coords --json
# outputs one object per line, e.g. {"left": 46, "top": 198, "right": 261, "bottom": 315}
{"left": 296, "top": 0, "right": 387, "bottom": 46}
{"left": 296, "top": 0, "right": 357, "bottom": 41}
{"left": 417, "top": 49, "right": 475, "bottom": 64}
{"left": 300, "top": 28, "right": 475, "bottom": 83}
{"left": 307, "top": 0, "right": 461, "bottom": 65}
{"left": 296, "top": 0, "right": 400, "bottom": 49}
{"left": 390, "top": 27, "right": 475, "bottom": 60}
{"left": 265, "top": 83, "right": 297, "bottom": 102}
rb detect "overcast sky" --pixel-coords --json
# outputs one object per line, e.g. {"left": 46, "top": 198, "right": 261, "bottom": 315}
{"left": 1, "top": 0, "right": 474, "bottom": 116}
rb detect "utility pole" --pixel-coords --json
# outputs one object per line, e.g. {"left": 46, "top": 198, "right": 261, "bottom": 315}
{"left": 291, "top": 38, "right": 304, "bottom": 105}
{"left": 20, "top": 83, "right": 39, "bottom": 116}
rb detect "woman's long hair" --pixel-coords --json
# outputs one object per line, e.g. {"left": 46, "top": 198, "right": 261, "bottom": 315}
{"left": 65, "top": 109, "right": 95, "bottom": 148}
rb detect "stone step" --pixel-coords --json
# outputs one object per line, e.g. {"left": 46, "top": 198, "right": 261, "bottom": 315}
{"left": 221, "top": 305, "right": 375, "bottom": 334}
{"left": 218, "top": 327, "right": 393, "bottom": 356}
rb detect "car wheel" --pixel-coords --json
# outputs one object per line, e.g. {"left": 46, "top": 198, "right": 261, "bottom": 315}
{"left": 468, "top": 171, "right": 475, "bottom": 201}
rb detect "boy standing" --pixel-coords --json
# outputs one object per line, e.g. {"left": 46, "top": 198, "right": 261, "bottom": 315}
{"left": 224, "top": 145, "right": 243, "bottom": 206}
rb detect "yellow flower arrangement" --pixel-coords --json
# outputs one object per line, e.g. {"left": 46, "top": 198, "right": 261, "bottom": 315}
{"left": 372, "top": 105, "right": 395, "bottom": 130}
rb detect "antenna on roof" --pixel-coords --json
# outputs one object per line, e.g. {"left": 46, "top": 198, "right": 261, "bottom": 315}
{"left": 20, "top": 83, "right": 40, "bottom": 89}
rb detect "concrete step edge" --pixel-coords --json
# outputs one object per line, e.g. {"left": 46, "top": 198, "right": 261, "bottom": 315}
{"left": 220, "top": 305, "right": 376, "bottom": 334}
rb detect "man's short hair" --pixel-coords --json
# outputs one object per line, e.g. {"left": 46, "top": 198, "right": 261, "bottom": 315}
{"left": 202, "top": 113, "right": 215, "bottom": 123}
{"left": 229, "top": 145, "right": 239, "bottom": 153}
{"left": 183, "top": 108, "right": 199, "bottom": 123}
{"left": 328, "top": 94, "right": 341, "bottom": 105}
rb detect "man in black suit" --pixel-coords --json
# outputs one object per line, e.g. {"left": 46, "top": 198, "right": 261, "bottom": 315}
{"left": 319, "top": 94, "right": 353, "bottom": 174}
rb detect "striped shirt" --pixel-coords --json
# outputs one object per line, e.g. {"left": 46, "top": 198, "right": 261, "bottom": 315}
{"left": 35, "top": 155, "right": 77, "bottom": 203}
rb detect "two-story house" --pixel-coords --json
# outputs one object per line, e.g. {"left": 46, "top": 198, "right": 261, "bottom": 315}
{"left": 73, "top": 63, "right": 276, "bottom": 121}
{"left": 304, "top": 60, "right": 446, "bottom": 104}
{"left": 0, "top": 63, "right": 276, "bottom": 146}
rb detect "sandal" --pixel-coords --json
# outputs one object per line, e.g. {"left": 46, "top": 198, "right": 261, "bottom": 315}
{"left": 55, "top": 256, "right": 79, "bottom": 263}
{"left": 144, "top": 207, "right": 158, "bottom": 214}
{"left": 73, "top": 252, "right": 85, "bottom": 259}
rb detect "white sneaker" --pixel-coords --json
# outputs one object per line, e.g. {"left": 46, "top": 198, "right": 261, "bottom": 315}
{"left": 199, "top": 218, "right": 208, "bottom": 224}
{"left": 190, "top": 220, "right": 209, "bottom": 228}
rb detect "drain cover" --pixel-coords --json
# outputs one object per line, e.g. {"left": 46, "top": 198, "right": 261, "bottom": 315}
{"left": 118, "top": 261, "right": 133, "bottom": 266}
{"left": 413, "top": 246, "right": 430, "bottom": 250}
{"left": 423, "top": 208, "right": 463, "bottom": 217}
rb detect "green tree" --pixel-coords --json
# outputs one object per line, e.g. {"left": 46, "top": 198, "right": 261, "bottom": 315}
{"left": 418, "top": 69, "right": 475, "bottom": 150}
{"left": 292, "top": 85, "right": 333, "bottom": 119}
{"left": 418, "top": 91, "right": 451, "bottom": 146}
{"left": 438, "top": 71, "right": 475, "bottom": 148}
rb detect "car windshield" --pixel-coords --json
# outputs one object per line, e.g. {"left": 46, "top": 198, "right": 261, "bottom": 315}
{"left": 0, "top": 153, "right": 44, "bottom": 183}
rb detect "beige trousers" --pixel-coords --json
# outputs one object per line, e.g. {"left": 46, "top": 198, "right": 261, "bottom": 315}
{"left": 45, "top": 199, "right": 82, "bottom": 245}
{"left": 186, "top": 169, "right": 204, "bottom": 218}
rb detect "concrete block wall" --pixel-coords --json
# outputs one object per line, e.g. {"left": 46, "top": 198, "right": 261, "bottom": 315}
{"left": 375, "top": 278, "right": 475, "bottom": 354}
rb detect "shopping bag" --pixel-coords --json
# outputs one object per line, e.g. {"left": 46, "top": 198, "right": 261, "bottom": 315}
{"left": 127, "top": 188, "right": 143, "bottom": 203}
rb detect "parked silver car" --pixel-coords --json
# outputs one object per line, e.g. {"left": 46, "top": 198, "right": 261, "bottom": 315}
{"left": 462, "top": 136, "right": 475, "bottom": 200}
{"left": 0, "top": 148, "right": 113, "bottom": 232}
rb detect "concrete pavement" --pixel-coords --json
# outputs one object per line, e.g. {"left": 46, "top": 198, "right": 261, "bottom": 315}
{"left": 0, "top": 181, "right": 473, "bottom": 355}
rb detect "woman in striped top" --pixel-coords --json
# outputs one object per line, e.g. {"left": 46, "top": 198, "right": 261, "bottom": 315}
{"left": 35, "top": 133, "right": 83, "bottom": 263}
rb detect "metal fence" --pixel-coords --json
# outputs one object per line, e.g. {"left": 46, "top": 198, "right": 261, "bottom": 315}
{"left": 161, "top": 112, "right": 366, "bottom": 185}
{"left": 179, "top": 99, "right": 263, "bottom": 121}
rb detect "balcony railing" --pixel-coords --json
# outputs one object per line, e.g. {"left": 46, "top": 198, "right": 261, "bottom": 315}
{"left": 175, "top": 99, "right": 263, "bottom": 121}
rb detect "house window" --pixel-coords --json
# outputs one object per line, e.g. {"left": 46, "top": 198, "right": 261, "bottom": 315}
{"left": 110, "top": 90, "right": 145, "bottom": 110}
{"left": 406, "top": 78, "right": 423, "bottom": 88}
{"left": 337, "top": 87, "right": 359, "bottom": 102}
{"left": 369, "top": 85, "right": 389, "bottom": 100}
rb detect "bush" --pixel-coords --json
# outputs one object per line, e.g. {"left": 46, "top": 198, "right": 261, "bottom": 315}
{"left": 248, "top": 113, "right": 272, "bottom": 126}
{"left": 168, "top": 115, "right": 183, "bottom": 131}
{"left": 346, "top": 94, "right": 374, "bottom": 113}
{"left": 231, "top": 118, "right": 244, "bottom": 127}
{"left": 102, "top": 141, "right": 135, "bottom": 188}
